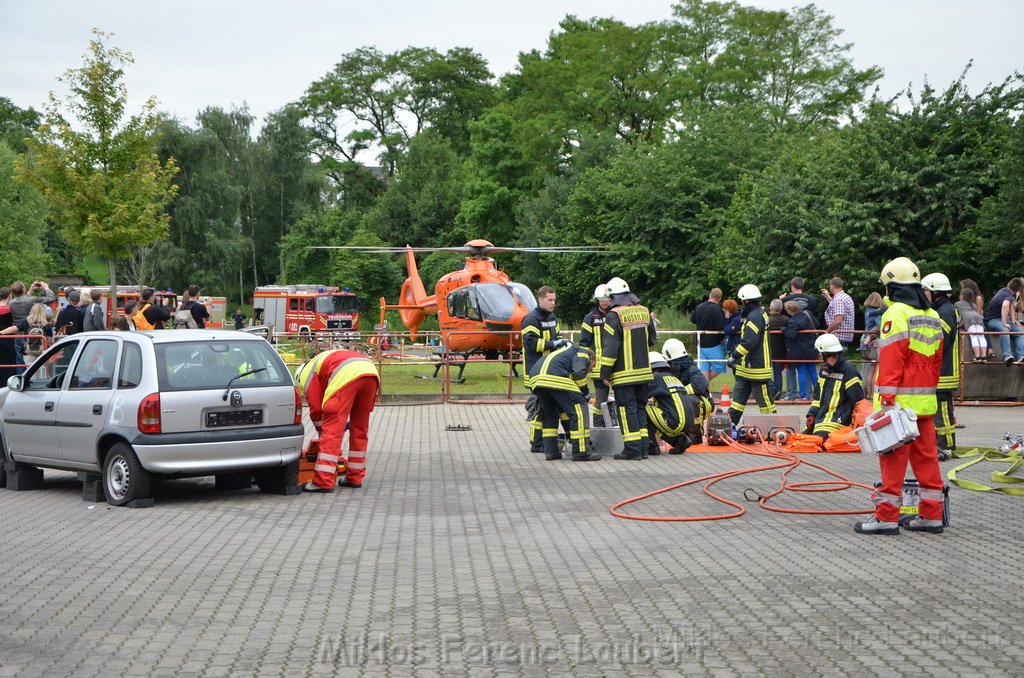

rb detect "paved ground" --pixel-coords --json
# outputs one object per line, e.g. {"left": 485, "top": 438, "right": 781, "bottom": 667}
{"left": 0, "top": 403, "right": 1022, "bottom": 677}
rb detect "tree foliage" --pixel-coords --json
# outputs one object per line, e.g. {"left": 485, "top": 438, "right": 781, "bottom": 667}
{"left": 14, "top": 30, "right": 178, "bottom": 297}
{"left": 0, "top": 142, "right": 52, "bottom": 282}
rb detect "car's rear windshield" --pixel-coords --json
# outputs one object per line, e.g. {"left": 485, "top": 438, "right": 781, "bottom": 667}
{"left": 156, "top": 340, "right": 293, "bottom": 392}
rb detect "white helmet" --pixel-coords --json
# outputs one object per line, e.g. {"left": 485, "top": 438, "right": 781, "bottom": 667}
{"left": 648, "top": 351, "right": 669, "bottom": 369}
{"left": 879, "top": 257, "right": 920, "bottom": 285}
{"left": 605, "top": 277, "right": 630, "bottom": 295}
{"left": 814, "top": 334, "right": 844, "bottom": 354}
{"left": 737, "top": 284, "right": 762, "bottom": 302}
{"left": 921, "top": 272, "right": 952, "bottom": 292}
{"left": 662, "top": 338, "right": 688, "bottom": 360}
{"left": 593, "top": 284, "right": 610, "bottom": 300}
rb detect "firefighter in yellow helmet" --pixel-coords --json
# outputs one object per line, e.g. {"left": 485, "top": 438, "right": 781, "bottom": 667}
{"left": 855, "top": 257, "right": 944, "bottom": 535}
{"left": 727, "top": 284, "right": 776, "bottom": 425}
{"left": 922, "top": 272, "right": 960, "bottom": 461}
{"left": 578, "top": 284, "right": 612, "bottom": 426}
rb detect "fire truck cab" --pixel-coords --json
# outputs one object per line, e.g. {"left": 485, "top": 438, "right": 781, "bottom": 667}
{"left": 252, "top": 285, "right": 360, "bottom": 338}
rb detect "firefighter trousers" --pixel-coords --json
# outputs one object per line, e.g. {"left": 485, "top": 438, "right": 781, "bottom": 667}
{"left": 314, "top": 375, "right": 378, "bottom": 489}
{"left": 934, "top": 390, "right": 956, "bottom": 450}
{"left": 613, "top": 383, "right": 649, "bottom": 456}
{"left": 646, "top": 396, "right": 692, "bottom": 449}
{"left": 590, "top": 378, "right": 610, "bottom": 425}
{"left": 873, "top": 417, "right": 944, "bottom": 522}
{"left": 536, "top": 388, "right": 589, "bottom": 456}
{"left": 728, "top": 377, "right": 776, "bottom": 425}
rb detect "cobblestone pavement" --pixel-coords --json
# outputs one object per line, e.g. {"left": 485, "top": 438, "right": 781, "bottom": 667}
{"left": 0, "top": 403, "right": 1022, "bottom": 677}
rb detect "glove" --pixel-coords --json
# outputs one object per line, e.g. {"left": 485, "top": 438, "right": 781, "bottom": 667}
{"left": 880, "top": 395, "right": 895, "bottom": 410}
{"left": 550, "top": 338, "right": 568, "bottom": 349}
{"left": 726, "top": 353, "right": 738, "bottom": 368}
{"left": 804, "top": 415, "right": 815, "bottom": 434}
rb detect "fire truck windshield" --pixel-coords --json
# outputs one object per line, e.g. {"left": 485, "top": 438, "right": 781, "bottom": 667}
{"left": 316, "top": 295, "right": 359, "bottom": 314}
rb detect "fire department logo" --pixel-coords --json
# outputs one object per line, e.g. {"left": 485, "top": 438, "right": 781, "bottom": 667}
{"left": 230, "top": 390, "right": 243, "bottom": 407}
{"left": 881, "top": 320, "right": 892, "bottom": 335}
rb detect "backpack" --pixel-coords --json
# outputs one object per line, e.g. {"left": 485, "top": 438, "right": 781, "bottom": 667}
{"left": 173, "top": 302, "right": 198, "bottom": 329}
{"left": 25, "top": 322, "right": 46, "bottom": 357}
{"left": 133, "top": 303, "right": 156, "bottom": 331}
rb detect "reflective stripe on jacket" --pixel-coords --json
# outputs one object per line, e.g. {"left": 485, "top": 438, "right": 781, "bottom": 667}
{"left": 600, "top": 304, "right": 656, "bottom": 386}
{"left": 873, "top": 302, "right": 942, "bottom": 416}
{"left": 521, "top": 307, "right": 559, "bottom": 387}
{"left": 808, "top": 359, "right": 865, "bottom": 434}
{"left": 735, "top": 305, "right": 772, "bottom": 381}
{"left": 528, "top": 345, "right": 591, "bottom": 393}
{"left": 933, "top": 296, "right": 961, "bottom": 391}
{"left": 578, "top": 306, "right": 606, "bottom": 379}
{"left": 296, "top": 349, "right": 379, "bottom": 425}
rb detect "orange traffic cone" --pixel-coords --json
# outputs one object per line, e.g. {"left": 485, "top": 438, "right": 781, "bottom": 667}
{"left": 720, "top": 385, "right": 731, "bottom": 410}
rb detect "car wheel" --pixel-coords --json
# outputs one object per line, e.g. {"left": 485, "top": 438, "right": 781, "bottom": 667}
{"left": 253, "top": 460, "right": 300, "bottom": 495}
{"left": 103, "top": 443, "right": 152, "bottom": 506}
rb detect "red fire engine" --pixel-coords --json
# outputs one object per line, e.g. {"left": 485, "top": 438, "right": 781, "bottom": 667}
{"left": 252, "top": 285, "right": 360, "bottom": 337}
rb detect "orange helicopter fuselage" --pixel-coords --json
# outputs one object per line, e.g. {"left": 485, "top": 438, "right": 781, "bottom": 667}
{"left": 434, "top": 258, "right": 534, "bottom": 354}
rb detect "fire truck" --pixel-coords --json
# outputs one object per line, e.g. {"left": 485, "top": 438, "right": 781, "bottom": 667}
{"left": 252, "top": 285, "right": 360, "bottom": 338}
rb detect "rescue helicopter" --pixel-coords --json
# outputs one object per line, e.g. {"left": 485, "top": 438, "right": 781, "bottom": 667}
{"left": 310, "top": 240, "right": 606, "bottom": 380}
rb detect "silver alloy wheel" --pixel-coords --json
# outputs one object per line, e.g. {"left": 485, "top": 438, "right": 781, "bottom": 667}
{"left": 107, "top": 454, "right": 130, "bottom": 501}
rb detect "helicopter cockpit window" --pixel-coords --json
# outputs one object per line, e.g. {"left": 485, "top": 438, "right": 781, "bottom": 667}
{"left": 473, "top": 283, "right": 537, "bottom": 320}
{"left": 448, "top": 290, "right": 468, "bottom": 318}
{"left": 508, "top": 283, "right": 537, "bottom": 311}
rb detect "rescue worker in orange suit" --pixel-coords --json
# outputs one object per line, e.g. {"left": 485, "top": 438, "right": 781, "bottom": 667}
{"left": 296, "top": 349, "right": 380, "bottom": 492}
{"left": 922, "top": 272, "right": 960, "bottom": 461}
{"left": 646, "top": 351, "right": 711, "bottom": 455}
{"left": 855, "top": 257, "right": 945, "bottom": 535}
{"left": 600, "top": 277, "right": 657, "bottom": 460}
{"left": 578, "top": 284, "right": 612, "bottom": 426}
{"left": 727, "top": 284, "right": 776, "bottom": 425}
{"left": 805, "top": 334, "right": 865, "bottom": 439}
{"left": 521, "top": 285, "right": 563, "bottom": 453}
{"left": 528, "top": 344, "right": 602, "bottom": 461}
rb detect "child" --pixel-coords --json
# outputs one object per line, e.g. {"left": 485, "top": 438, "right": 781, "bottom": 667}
{"left": 955, "top": 288, "right": 989, "bottom": 362}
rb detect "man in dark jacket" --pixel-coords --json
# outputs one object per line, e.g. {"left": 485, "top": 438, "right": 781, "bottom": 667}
{"left": 528, "top": 344, "right": 601, "bottom": 461}
{"left": 54, "top": 290, "right": 85, "bottom": 336}
{"left": 601, "top": 277, "right": 656, "bottom": 460}
{"left": 805, "top": 334, "right": 865, "bottom": 438}
{"left": 728, "top": 284, "right": 776, "bottom": 425}
{"left": 691, "top": 288, "right": 726, "bottom": 384}
{"left": 922, "top": 272, "right": 960, "bottom": 460}
{"left": 521, "top": 286, "right": 563, "bottom": 453}
{"left": 646, "top": 351, "right": 710, "bottom": 455}
{"left": 784, "top": 300, "right": 818, "bottom": 400}
{"left": 578, "top": 284, "right": 611, "bottom": 426}
{"left": 139, "top": 288, "right": 172, "bottom": 330}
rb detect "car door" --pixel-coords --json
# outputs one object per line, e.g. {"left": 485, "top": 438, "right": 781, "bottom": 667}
{"left": 2, "top": 339, "right": 80, "bottom": 466}
{"left": 56, "top": 337, "right": 120, "bottom": 469}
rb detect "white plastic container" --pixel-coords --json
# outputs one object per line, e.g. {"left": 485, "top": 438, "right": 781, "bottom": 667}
{"left": 854, "top": 403, "right": 920, "bottom": 455}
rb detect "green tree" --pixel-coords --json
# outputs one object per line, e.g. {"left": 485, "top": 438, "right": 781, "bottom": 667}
{"left": 0, "top": 97, "right": 41, "bottom": 154}
{"left": 0, "top": 142, "right": 52, "bottom": 282}
{"left": 14, "top": 30, "right": 178, "bottom": 301}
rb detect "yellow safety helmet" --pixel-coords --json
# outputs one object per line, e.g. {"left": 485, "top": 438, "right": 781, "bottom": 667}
{"left": 879, "top": 257, "right": 920, "bottom": 284}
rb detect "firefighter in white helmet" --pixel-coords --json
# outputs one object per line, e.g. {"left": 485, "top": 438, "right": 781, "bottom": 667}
{"left": 600, "top": 277, "right": 657, "bottom": 459}
{"left": 578, "top": 284, "right": 612, "bottom": 426}
{"left": 662, "top": 337, "right": 713, "bottom": 443}
{"left": 727, "top": 284, "right": 776, "bottom": 425}
{"left": 855, "top": 257, "right": 944, "bottom": 535}
{"left": 921, "top": 272, "right": 959, "bottom": 461}
{"left": 646, "top": 351, "right": 709, "bottom": 454}
{"left": 804, "top": 334, "right": 865, "bottom": 438}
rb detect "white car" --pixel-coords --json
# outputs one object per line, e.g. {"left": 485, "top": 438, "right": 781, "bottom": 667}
{"left": 0, "top": 330, "right": 304, "bottom": 506}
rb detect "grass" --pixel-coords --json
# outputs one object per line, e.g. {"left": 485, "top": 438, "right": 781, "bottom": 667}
{"left": 82, "top": 255, "right": 110, "bottom": 284}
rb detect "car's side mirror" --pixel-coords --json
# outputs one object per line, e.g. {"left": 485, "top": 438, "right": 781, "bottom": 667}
{"left": 7, "top": 375, "right": 23, "bottom": 391}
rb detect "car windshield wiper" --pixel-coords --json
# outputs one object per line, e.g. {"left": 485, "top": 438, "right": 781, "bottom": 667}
{"left": 222, "top": 367, "right": 268, "bottom": 401}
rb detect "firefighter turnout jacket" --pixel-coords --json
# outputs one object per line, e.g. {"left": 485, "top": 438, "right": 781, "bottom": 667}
{"left": 578, "top": 305, "right": 607, "bottom": 379}
{"left": 734, "top": 303, "right": 772, "bottom": 381}
{"left": 646, "top": 370, "right": 690, "bottom": 436}
{"left": 296, "top": 349, "right": 379, "bottom": 428}
{"left": 668, "top": 354, "right": 712, "bottom": 402}
{"left": 521, "top": 306, "right": 560, "bottom": 387}
{"left": 528, "top": 344, "right": 592, "bottom": 393}
{"left": 600, "top": 303, "right": 656, "bottom": 386}
{"left": 873, "top": 301, "right": 943, "bottom": 415}
{"left": 808, "top": 358, "right": 865, "bottom": 437}
{"left": 933, "top": 295, "right": 961, "bottom": 391}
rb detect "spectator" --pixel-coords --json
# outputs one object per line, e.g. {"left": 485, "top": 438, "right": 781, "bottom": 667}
{"left": 115, "top": 300, "right": 138, "bottom": 331}
{"left": 54, "top": 289, "right": 84, "bottom": 336}
{"left": 233, "top": 308, "right": 247, "bottom": 330}
{"left": 780, "top": 277, "right": 818, "bottom": 316}
{"left": 784, "top": 300, "right": 818, "bottom": 400}
{"left": 767, "top": 298, "right": 789, "bottom": 400}
{"left": 858, "top": 292, "right": 885, "bottom": 359}
{"left": 9, "top": 280, "right": 55, "bottom": 371}
{"left": 722, "top": 298, "right": 742, "bottom": 356}
{"left": 822, "top": 277, "right": 855, "bottom": 350}
{"left": 983, "top": 277, "right": 1024, "bottom": 365}
{"left": 959, "top": 279, "right": 985, "bottom": 315}
{"left": 184, "top": 284, "right": 211, "bottom": 328}
{"left": 955, "top": 288, "right": 989, "bottom": 362}
{"left": 82, "top": 289, "right": 106, "bottom": 332}
{"left": 0, "top": 288, "right": 16, "bottom": 382}
{"left": 691, "top": 288, "right": 726, "bottom": 384}
{"left": 136, "top": 288, "right": 172, "bottom": 330}
{"left": 16, "top": 303, "right": 53, "bottom": 364}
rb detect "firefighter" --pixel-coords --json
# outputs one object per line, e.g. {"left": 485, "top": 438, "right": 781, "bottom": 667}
{"left": 579, "top": 284, "right": 612, "bottom": 426}
{"left": 805, "top": 334, "right": 866, "bottom": 439}
{"left": 855, "top": 257, "right": 945, "bottom": 535}
{"left": 528, "top": 344, "right": 602, "bottom": 461}
{"left": 296, "top": 349, "right": 380, "bottom": 492}
{"left": 662, "top": 338, "right": 714, "bottom": 444}
{"left": 727, "top": 284, "right": 777, "bottom": 425}
{"left": 600, "top": 277, "right": 657, "bottom": 460}
{"left": 646, "top": 352, "right": 710, "bottom": 455}
{"left": 521, "top": 286, "right": 564, "bottom": 453}
{"left": 922, "top": 272, "right": 960, "bottom": 461}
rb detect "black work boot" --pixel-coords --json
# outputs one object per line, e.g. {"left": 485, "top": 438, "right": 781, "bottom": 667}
{"left": 572, "top": 451, "right": 602, "bottom": 461}
{"left": 669, "top": 436, "right": 691, "bottom": 455}
{"left": 543, "top": 439, "right": 562, "bottom": 461}
{"left": 613, "top": 449, "right": 644, "bottom": 460}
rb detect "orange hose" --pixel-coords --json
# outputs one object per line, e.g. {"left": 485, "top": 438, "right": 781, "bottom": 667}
{"left": 610, "top": 433, "right": 874, "bottom": 522}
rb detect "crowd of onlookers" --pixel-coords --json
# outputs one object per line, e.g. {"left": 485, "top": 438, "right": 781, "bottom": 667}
{"left": 691, "top": 275, "right": 1024, "bottom": 400}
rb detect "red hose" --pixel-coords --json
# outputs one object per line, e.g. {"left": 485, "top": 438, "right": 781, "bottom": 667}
{"left": 610, "top": 434, "right": 874, "bottom": 522}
